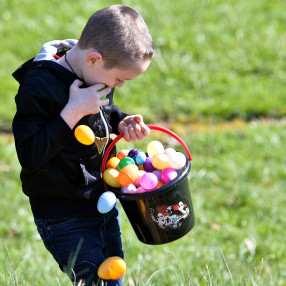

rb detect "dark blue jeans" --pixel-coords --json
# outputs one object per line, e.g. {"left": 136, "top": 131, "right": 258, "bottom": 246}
{"left": 34, "top": 206, "right": 123, "bottom": 286}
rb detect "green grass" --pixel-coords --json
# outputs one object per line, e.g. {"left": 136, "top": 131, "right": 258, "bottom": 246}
{"left": 0, "top": 0, "right": 286, "bottom": 130}
{"left": 1, "top": 0, "right": 286, "bottom": 284}
{"left": 1, "top": 121, "right": 286, "bottom": 285}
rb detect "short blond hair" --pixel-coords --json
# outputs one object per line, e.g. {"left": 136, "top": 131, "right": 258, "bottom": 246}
{"left": 78, "top": 5, "right": 154, "bottom": 69}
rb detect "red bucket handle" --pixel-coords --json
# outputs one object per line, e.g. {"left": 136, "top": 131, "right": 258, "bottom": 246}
{"left": 101, "top": 124, "right": 192, "bottom": 190}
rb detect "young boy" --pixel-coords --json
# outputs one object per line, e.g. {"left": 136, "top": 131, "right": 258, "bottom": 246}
{"left": 12, "top": 5, "right": 154, "bottom": 286}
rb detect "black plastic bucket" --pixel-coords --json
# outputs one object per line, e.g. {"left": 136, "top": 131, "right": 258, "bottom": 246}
{"left": 101, "top": 125, "right": 195, "bottom": 245}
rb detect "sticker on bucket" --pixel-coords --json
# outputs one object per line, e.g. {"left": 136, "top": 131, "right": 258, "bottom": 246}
{"left": 150, "top": 201, "right": 190, "bottom": 230}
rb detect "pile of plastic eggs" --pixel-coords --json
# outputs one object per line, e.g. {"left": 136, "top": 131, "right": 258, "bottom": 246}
{"left": 103, "top": 140, "right": 187, "bottom": 194}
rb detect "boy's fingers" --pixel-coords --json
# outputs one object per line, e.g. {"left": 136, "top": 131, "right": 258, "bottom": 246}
{"left": 99, "top": 98, "right": 110, "bottom": 106}
{"left": 140, "top": 122, "right": 150, "bottom": 136}
{"left": 134, "top": 114, "right": 143, "bottom": 124}
{"left": 72, "top": 79, "right": 83, "bottom": 87}
{"left": 70, "top": 79, "right": 83, "bottom": 93}
{"left": 97, "top": 87, "right": 111, "bottom": 97}
{"left": 123, "top": 126, "right": 131, "bottom": 142}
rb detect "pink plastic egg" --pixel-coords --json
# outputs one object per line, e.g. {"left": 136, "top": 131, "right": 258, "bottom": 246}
{"left": 133, "top": 170, "right": 146, "bottom": 187}
{"left": 136, "top": 186, "right": 148, "bottom": 193}
{"left": 121, "top": 184, "right": 137, "bottom": 194}
{"left": 163, "top": 148, "right": 177, "bottom": 159}
{"left": 140, "top": 172, "right": 158, "bottom": 190}
{"left": 161, "top": 167, "right": 178, "bottom": 184}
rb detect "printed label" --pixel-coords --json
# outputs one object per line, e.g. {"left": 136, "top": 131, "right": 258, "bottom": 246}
{"left": 150, "top": 201, "right": 190, "bottom": 230}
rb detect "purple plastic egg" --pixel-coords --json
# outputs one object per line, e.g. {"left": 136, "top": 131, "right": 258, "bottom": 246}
{"left": 140, "top": 172, "right": 158, "bottom": 190}
{"left": 161, "top": 167, "right": 178, "bottom": 184}
{"left": 143, "top": 157, "right": 156, "bottom": 172}
{"left": 152, "top": 169, "right": 162, "bottom": 181}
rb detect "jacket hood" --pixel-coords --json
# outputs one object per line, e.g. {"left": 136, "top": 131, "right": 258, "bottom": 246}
{"left": 12, "top": 58, "right": 77, "bottom": 86}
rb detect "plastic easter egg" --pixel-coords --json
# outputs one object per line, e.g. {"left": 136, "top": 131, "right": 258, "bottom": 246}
{"left": 133, "top": 170, "right": 146, "bottom": 187}
{"left": 118, "top": 164, "right": 138, "bottom": 186}
{"left": 155, "top": 180, "right": 165, "bottom": 189}
{"left": 147, "top": 140, "right": 164, "bottom": 157}
{"left": 140, "top": 172, "right": 158, "bottom": 190}
{"left": 163, "top": 148, "right": 177, "bottom": 159}
{"left": 121, "top": 183, "right": 137, "bottom": 194}
{"left": 106, "top": 157, "right": 120, "bottom": 169}
{"left": 103, "top": 168, "right": 122, "bottom": 188}
{"left": 138, "top": 164, "right": 145, "bottom": 171}
{"left": 152, "top": 153, "right": 170, "bottom": 170}
{"left": 74, "top": 125, "right": 95, "bottom": 145}
{"left": 97, "top": 191, "right": 117, "bottom": 214}
{"left": 98, "top": 256, "right": 126, "bottom": 280}
{"left": 152, "top": 170, "right": 162, "bottom": 181}
{"left": 117, "top": 149, "right": 129, "bottom": 160}
{"left": 118, "top": 157, "right": 135, "bottom": 172}
{"left": 161, "top": 167, "right": 178, "bottom": 184}
{"left": 168, "top": 152, "right": 187, "bottom": 169}
{"left": 136, "top": 186, "right": 147, "bottom": 193}
{"left": 128, "top": 149, "right": 147, "bottom": 165}
{"left": 143, "top": 157, "right": 156, "bottom": 172}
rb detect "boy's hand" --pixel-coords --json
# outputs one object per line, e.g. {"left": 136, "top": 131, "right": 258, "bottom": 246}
{"left": 118, "top": 115, "right": 150, "bottom": 142}
{"left": 60, "top": 80, "right": 111, "bottom": 129}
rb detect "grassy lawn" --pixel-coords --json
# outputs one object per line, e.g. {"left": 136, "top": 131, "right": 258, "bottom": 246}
{"left": 0, "top": 0, "right": 286, "bottom": 130}
{"left": 0, "top": 0, "right": 285, "bottom": 285}
{"left": 1, "top": 120, "right": 286, "bottom": 285}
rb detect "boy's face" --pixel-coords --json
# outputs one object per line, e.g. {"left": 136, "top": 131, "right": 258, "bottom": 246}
{"left": 83, "top": 57, "right": 151, "bottom": 88}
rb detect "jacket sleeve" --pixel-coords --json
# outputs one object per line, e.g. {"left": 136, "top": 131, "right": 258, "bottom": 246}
{"left": 110, "top": 105, "right": 129, "bottom": 135}
{"left": 12, "top": 73, "right": 74, "bottom": 172}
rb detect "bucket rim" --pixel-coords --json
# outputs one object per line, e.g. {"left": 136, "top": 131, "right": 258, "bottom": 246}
{"left": 112, "top": 159, "right": 191, "bottom": 201}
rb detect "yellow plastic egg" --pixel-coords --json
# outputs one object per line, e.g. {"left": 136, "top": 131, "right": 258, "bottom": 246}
{"left": 74, "top": 125, "right": 95, "bottom": 145}
{"left": 103, "top": 168, "right": 122, "bottom": 188}
{"left": 152, "top": 153, "right": 170, "bottom": 170}
{"left": 98, "top": 256, "right": 126, "bottom": 280}
{"left": 147, "top": 140, "right": 164, "bottom": 157}
{"left": 138, "top": 164, "right": 145, "bottom": 170}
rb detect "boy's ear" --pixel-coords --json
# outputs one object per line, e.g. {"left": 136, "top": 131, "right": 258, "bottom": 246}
{"left": 86, "top": 52, "right": 103, "bottom": 66}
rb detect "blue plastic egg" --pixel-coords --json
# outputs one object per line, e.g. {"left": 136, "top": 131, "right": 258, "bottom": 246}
{"left": 128, "top": 148, "right": 147, "bottom": 165}
{"left": 97, "top": 191, "right": 117, "bottom": 214}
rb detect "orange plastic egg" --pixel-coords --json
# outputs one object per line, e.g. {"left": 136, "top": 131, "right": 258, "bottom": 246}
{"left": 118, "top": 164, "right": 138, "bottom": 186}
{"left": 98, "top": 256, "right": 126, "bottom": 280}
{"left": 117, "top": 149, "right": 129, "bottom": 160}
{"left": 109, "top": 258, "right": 127, "bottom": 280}
{"left": 103, "top": 168, "right": 122, "bottom": 188}
{"left": 155, "top": 180, "right": 165, "bottom": 189}
{"left": 106, "top": 157, "right": 120, "bottom": 169}
{"left": 74, "top": 125, "right": 95, "bottom": 145}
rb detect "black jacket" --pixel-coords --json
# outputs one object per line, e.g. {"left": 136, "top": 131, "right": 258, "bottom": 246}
{"left": 12, "top": 59, "right": 127, "bottom": 219}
